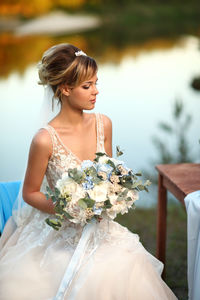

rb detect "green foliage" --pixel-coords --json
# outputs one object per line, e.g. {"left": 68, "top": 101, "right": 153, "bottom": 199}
{"left": 45, "top": 218, "right": 62, "bottom": 231}
{"left": 78, "top": 197, "right": 95, "bottom": 208}
{"left": 153, "top": 99, "right": 192, "bottom": 164}
{"left": 143, "top": 99, "right": 194, "bottom": 185}
{"left": 45, "top": 150, "right": 151, "bottom": 231}
{"left": 68, "top": 168, "right": 84, "bottom": 184}
{"left": 116, "top": 145, "right": 124, "bottom": 157}
{"left": 117, "top": 188, "right": 129, "bottom": 201}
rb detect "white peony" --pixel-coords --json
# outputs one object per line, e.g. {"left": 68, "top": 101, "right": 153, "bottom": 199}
{"left": 106, "top": 200, "right": 128, "bottom": 219}
{"left": 109, "top": 157, "right": 124, "bottom": 166}
{"left": 108, "top": 193, "right": 118, "bottom": 205}
{"left": 56, "top": 175, "right": 78, "bottom": 198}
{"left": 87, "top": 182, "right": 109, "bottom": 202}
{"left": 71, "top": 185, "right": 86, "bottom": 203}
{"left": 98, "top": 155, "right": 109, "bottom": 164}
{"left": 127, "top": 190, "right": 139, "bottom": 202}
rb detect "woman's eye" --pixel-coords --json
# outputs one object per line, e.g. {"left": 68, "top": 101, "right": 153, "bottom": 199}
{"left": 82, "top": 85, "right": 90, "bottom": 89}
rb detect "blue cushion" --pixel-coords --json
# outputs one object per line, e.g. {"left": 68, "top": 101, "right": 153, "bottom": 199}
{"left": 0, "top": 181, "right": 21, "bottom": 233}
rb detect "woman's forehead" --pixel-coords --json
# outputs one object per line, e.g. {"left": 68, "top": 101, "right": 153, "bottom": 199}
{"left": 83, "top": 74, "right": 98, "bottom": 83}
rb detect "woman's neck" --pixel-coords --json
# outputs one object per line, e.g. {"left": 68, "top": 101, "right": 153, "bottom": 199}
{"left": 51, "top": 100, "right": 86, "bottom": 128}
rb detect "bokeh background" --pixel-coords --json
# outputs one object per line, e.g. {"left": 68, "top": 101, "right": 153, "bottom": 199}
{"left": 0, "top": 1, "right": 200, "bottom": 298}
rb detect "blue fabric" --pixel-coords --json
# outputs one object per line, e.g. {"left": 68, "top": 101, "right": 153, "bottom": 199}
{"left": 0, "top": 181, "right": 21, "bottom": 233}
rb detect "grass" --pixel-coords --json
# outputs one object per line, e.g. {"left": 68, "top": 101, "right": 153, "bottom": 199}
{"left": 116, "top": 203, "right": 188, "bottom": 300}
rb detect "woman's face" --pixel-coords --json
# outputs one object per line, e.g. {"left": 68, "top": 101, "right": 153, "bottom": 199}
{"left": 65, "top": 73, "right": 99, "bottom": 111}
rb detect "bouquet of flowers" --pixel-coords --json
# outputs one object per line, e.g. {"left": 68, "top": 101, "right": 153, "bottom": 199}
{"left": 45, "top": 147, "right": 151, "bottom": 230}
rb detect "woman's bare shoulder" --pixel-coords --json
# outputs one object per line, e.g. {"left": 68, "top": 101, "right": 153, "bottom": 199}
{"left": 30, "top": 128, "right": 52, "bottom": 154}
{"left": 101, "top": 114, "right": 112, "bottom": 130}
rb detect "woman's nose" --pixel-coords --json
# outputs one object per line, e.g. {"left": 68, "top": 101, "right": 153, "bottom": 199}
{"left": 93, "top": 85, "right": 99, "bottom": 95}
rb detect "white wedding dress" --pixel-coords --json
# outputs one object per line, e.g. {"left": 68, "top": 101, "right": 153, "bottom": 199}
{"left": 0, "top": 113, "right": 178, "bottom": 300}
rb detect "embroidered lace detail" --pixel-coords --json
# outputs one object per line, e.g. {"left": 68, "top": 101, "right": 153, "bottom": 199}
{"left": 96, "top": 113, "right": 105, "bottom": 153}
{"left": 42, "top": 113, "right": 105, "bottom": 190}
{"left": 43, "top": 125, "right": 79, "bottom": 190}
{"left": 28, "top": 113, "right": 106, "bottom": 249}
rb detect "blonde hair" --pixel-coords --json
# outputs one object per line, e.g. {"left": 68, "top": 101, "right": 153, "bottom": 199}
{"left": 38, "top": 43, "right": 98, "bottom": 102}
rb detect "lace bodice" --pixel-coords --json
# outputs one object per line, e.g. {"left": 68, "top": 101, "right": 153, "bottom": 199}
{"left": 43, "top": 113, "right": 105, "bottom": 190}
{"left": 13, "top": 114, "right": 107, "bottom": 249}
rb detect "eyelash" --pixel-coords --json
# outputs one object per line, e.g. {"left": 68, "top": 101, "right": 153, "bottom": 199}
{"left": 82, "top": 83, "right": 98, "bottom": 90}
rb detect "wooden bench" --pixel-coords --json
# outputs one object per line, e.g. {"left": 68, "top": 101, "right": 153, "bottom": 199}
{"left": 155, "top": 163, "right": 200, "bottom": 276}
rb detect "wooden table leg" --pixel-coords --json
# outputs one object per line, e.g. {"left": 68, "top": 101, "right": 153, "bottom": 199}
{"left": 156, "top": 173, "right": 167, "bottom": 278}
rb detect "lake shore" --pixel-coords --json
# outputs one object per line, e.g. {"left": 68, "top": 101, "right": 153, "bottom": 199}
{"left": 0, "top": 11, "right": 101, "bottom": 36}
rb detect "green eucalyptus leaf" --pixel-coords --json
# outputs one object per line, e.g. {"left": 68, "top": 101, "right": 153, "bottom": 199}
{"left": 63, "top": 211, "right": 73, "bottom": 219}
{"left": 120, "top": 180, "right": 133, "bottom": 189}
{"left": 144, "top": 180, "right": 151, "bottom": 186}
{"left": 54, "top": 187, "right": 60, "bottom": 197}
{"left": 45, "top": 193, "right": 50, "bottom": 200}
{"left": 126, "top": 196, "right": 132, "bottom": 202}
{"left": 95, "top": 152, "right": 107, "bottom": 157}
{"left": 46, "top": 186, "right": 52, "bottom": 193}
{"left": 78, "top": 199, "right": 88, "bottom": 209}
{"left": 55, "top": 213, "right": 64, "bottom": 220}
{"left": 84, "top": 198, "right": 95, "bottom": 208}
{"left": 107, "top": 159, "right": 115, "bottom": 169}
{"left": 104, "top": 199, "right": 112, "bottom": 208}
{"left": 120, "top": 188, "right": 129, "bottom": 197}
{"left": 137, "top": 185, "right": 145, "bottom": 191}
{"left": 134, "top": 172, "right": 142, "bottom": 177}
{"left": 88, "top": 166, "right": 97, "bottom": 176}
{"left": 55, "top": 204, "right": 64, "bottom": 214}
{"left": 60, "top": 200, "right": 65, "bottom": 206}
{"left": 116, "top": 145, "right": 124, "bottom": 157}
{"left": 45, "top": 218, "right": 62, "bottom": 230}
{"left": 93, "top": 176, "right": 102, "bottom": 184}
{"left": 68, "top": 168, "right": 83, "bottom": 184}
{"left": 51, "top": 196, "right": 57, "bottom": 203}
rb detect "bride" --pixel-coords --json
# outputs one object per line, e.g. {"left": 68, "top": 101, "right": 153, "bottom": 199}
{"left": 0, "top": 43, "right": 178, "bottom": 300}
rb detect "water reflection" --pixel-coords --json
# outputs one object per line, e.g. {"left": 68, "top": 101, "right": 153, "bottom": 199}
{"left": 0, "top": 30, "right": 197, "bottom": 79}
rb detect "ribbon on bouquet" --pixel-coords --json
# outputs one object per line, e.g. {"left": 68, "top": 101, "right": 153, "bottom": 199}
{"left": 53, "top": 219, "right": 100, "bottom": 300}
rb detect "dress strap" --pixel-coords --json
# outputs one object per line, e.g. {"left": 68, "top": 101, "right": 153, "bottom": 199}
{"left": 96, "top": 113, "right": 105, "bottom": 153}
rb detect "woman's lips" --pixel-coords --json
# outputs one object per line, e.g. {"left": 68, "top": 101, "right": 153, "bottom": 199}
{"left": 90, "top": 99, "right": 96, "bottom": 104}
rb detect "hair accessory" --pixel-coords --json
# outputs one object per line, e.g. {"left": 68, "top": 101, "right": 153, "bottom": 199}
{"left": 75, "top": 50, "right": 87, "bottom": 57}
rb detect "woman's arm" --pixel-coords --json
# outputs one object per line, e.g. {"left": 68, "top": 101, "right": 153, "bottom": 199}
{"left": 102, "top": 115, "right": 112, "bottom": 157}
{"left": 22, "top": 129, "right": 55, "bottom": 214}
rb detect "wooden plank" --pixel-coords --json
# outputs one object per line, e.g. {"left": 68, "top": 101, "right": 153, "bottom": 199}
{"left": 156, "top": 164, "right": 200, "bottom": 200}
{"left": 156, "top": 173, "right": 167, "bottom": 278}
{"left": 162, "top": 176, "right": 186, "bottom": 205}
{"left": 155, "top": 163, "right": 200, "bottom": 278}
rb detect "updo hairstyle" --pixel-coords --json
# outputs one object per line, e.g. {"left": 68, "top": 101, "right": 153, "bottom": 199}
{"left": 38, "top": 44, "right": 98, "bottom": 102}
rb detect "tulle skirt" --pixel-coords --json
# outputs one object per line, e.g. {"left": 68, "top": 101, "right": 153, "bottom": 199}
{"left": 0, "top": 206, "right": 178, "bottom": 300}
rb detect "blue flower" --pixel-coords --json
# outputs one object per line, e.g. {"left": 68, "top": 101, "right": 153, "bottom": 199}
{"left": 82, "top": 176, "right": 94, "bottom": 190}
{"left": 97, "top": 163, "right": 113, "bottom": 177}
{"left": 81, "top": 160, "right": 95, "bottom": 170}
{"left": 93, "top": 205, "right": 103, "bottom": 215}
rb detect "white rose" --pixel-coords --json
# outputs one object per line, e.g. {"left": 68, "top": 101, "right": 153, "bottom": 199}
{"left": 57, "top": 177, "right": 78, "bottom": 197}
{"left": 109, "top": 157, "right": 124, "bottom": 166}
{"left": 106, "top": 201, "right": 128, "bottom": 219}
{"left": 71, "top": 185, "right": 86, "bottom": 203}
{"left": 127, "top": 190, "right": 139, "bottom": 202}
{"left": 87, "top": 182, "right": 109, "bottom": 202}
{"left": 108, "top": 193, "right": 118, "bottom": 205}
{"left": 98, "top": 155, "right": 109, "bottom": 164}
